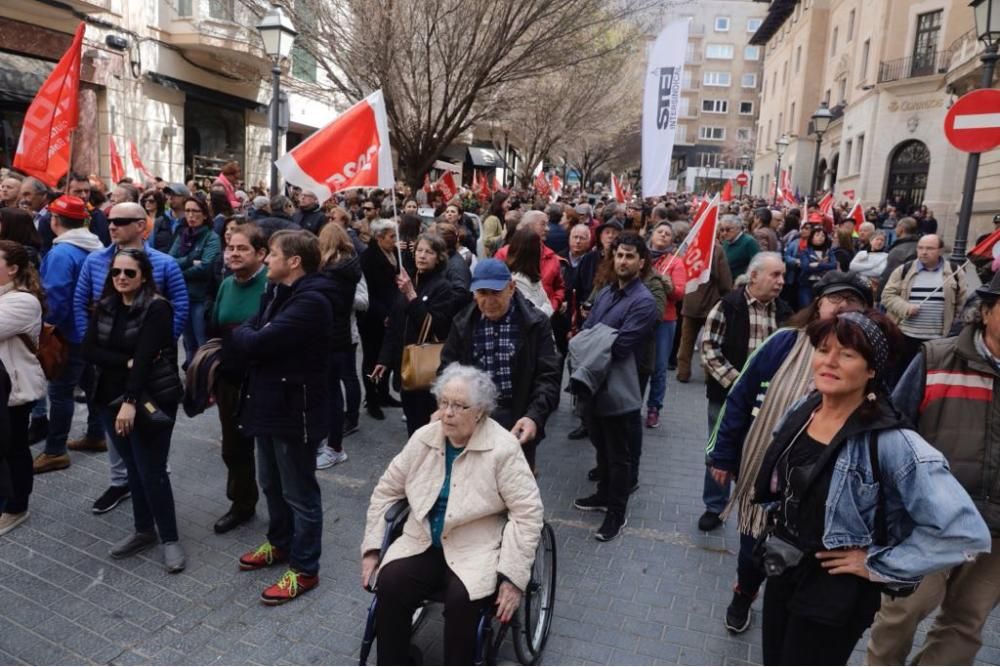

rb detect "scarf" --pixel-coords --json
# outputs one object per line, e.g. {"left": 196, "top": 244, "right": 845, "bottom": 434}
{"left": 648, "top": 244, "right": 675, "bottom": 263}
{"left": 723, "top": 329, "right": 816, "bottom": 537}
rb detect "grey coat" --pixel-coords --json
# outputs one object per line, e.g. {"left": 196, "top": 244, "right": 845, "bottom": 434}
{"left": 567, "top": 323, "right": 642, "bottom": 417}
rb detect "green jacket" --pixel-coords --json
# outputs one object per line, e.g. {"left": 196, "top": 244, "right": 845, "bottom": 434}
{"left": 168, "top": 225, "right": 221, "bottom": 303}
{"left": 723, "top": 232, "right": 760, "bottom": 278}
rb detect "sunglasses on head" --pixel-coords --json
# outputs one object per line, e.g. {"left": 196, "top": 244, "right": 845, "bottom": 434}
{"left": 110, "top": 267, "right": 138, "bottom": 279}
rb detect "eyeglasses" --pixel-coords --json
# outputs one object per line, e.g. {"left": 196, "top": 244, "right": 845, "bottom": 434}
{"left": 437, "top": 400, "right": 473, "bottom": 414}
{"left": 108, "top": 218, "right": 143, "bottom": 226}
{"left": 824, "top": 292, "right": 865, "bottom": 306}
{"left": 110, "top": 267, "right": 138, "bottom": 279}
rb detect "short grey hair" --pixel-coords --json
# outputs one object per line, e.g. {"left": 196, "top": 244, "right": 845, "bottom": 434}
{"left": 858, "top": 222, "right": 876, "bottom": 235}
{"left": 432, "top": 363, "right": 498, "bottom": 415}
{"left": 521, "top": 209, "right": 547, "bottom": 230}
{"left": 748, "top": 251, "right": 784, "bottom": 277}
{"left": 370, "top": 219, "right": 397, "bottom": 237}
{"left": 21, "top": 176, "right": 49, "bottom": 195}
{"left": 721, "top": 214, "right": 744, "bottom": 230}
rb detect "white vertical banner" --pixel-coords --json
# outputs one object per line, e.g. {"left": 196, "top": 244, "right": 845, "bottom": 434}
{"left": 642, "top": 19, "right": 689, "bottom": 198}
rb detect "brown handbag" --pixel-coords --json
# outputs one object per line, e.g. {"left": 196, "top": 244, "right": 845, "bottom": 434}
{"left": 18, "top": 324, "right": 69, "bottom": 381}
{"left": 400, "top": 314, "right": 443, "bottom": 391}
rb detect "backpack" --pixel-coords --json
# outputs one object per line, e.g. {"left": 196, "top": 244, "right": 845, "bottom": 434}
{"left": 19, "top": 324, "right": 69, "bottom": 381}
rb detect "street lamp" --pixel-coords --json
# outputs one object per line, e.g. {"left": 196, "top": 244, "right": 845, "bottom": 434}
{"left": 953, "top": 0, "right": 1000, "bottom": 260}
{"left": 257, "top": 5, "right": 298, "bottom": 196}
{"left": 810, "top": 101, "right": 834, "bottom": 196}
{"left": 772, "top": 134, "right": 789, "bottom": 207}
{"left": 739, "top": 153, "right": 751, "bottom": 197}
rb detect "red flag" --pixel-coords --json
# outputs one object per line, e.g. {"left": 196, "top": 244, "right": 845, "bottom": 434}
{"left": 13, "top": 23, "right": 85, "bottom": 186}
{"left": 128, "top": 140, "right": 154, "bottom": 181}
{"left": 610, "top": 173, "right": 625, "bottom": 203}
{"left": 970, "top": 227, "right": 1000, "bottom": 259}
{"left": 720, "top": 179, "right": 733, "bottom": 202}
{"left": 550, "top": 173, "right": 563, "bottom": 201}
{"left": 817, "top": 191, "right": 834, "bottom": 216}
{"left": 471, "top": 169, "right": 479, "bottom": 191}
{"left": 842, "top": 189, "right": 856, "bottom": 199}
{"left": 437, "top": 171, "right": 458, "bottom": 201}
{"left": 676, "top": 195, "right": 721, "bottom": 294}
{"left": 476, "top": 170, "right": 491, "bottom": 202}
{"left": 108, "top": 137, "right": 125, "bottom": 185}
{"left": 534, "top": 171, "right": 551, "bottom": 199}
{"left": 693, "top": 196, "right": 709, "bottom": 223}
{"left": 847, "top": 201, "right": 865, "bottom": 232}
{"left": 275, "top": 90, "right": 394, "bottom": 200}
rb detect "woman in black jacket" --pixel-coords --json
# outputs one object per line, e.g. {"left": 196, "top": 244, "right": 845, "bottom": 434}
{"left": 82, "top": 248, "right": 185, "bottom": 573}
{"left": 372, "top": 233, "right": 457, "bottom": 435}
{"left": 360, "top": 220, "right": 403, "bottom": 420}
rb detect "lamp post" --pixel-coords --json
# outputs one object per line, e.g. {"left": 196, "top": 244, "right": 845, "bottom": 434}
{"left": 772, "top": 134, "right": 789, "bottom": 207}
{"left": 739, "top": 153, "right": 751, "bottom": 197}
{"left": 809, "top": 102, "right": 834, "bottom": 197}
{"left": 953, "top": 0, "right": 1000, "bottom": 261}
{"left": 257, "top": 5, "right": 298, "bottom": 197}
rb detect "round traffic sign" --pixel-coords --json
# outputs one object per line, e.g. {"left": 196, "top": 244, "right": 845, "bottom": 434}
{"left": 735, "top": 172, "right": 749, "bottom": 187}
{"left": 944, "top": 88, "right": 1000, "bottom": 153}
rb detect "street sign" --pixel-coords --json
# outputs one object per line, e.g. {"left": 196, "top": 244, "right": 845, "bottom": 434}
{"left": 944, "top": 89, "right": 1000, "bottom": 153}
{"left": 735, "top": 172, "right": 749, "bottom": 187}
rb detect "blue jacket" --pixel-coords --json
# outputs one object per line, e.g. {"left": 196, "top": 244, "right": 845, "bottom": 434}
{"left": 755, "top": 393, "right": 991, "bottom": 585}
{"left": 231, "top": 272, "right": 336, "bottom": 442}
{"left": 706, "top": 328, "right": 799, "bottom": 471}
{"left": 582, "top": 276, "right": 658, "bottom": 361}
{"left": 74, "top": 242, "right": 189, "bottom": 340}
{"left": 797, "top": 247, "right": 837, "bottom": 285}
{"left": 40, "top": 229, "right": 104, "bottom": 344}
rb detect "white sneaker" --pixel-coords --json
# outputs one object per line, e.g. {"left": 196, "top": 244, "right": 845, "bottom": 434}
{"left": 0, "top": 511, "right": 29, "bottom": 536}
{"left": 316, "top": 446, "right": 347, "bottom": 469}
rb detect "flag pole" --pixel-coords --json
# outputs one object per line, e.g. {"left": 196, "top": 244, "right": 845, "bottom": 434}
{"left": 900, "top": 258, "right": 973, "bottom": 319}
{"left": 391, "top": 186, "right": 403, "bottom": 270}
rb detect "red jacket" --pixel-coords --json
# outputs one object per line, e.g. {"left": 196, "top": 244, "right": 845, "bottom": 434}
{"left": 494, "top": 243, "right": 565, "bottom": 312}
{"left": 653, "top": 253, "right": 688, "bottom": 321}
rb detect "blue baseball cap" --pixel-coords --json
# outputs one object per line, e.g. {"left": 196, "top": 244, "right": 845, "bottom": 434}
{"left": 470, "top": 259, "right": 512, "bottom": 291}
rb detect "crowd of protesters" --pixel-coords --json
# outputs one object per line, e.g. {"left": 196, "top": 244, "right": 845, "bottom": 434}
{"left": 0, "top": 160, "right": 998, "bottom": 665}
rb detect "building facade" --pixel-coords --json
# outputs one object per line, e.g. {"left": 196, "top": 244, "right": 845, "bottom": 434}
{"left": 751, "top": 0, "right": 999, "bottom": 240}
{"left": 670, "top": 0, "right": 768, "bottom": 193}
{"left": 0, "top": 0, "right": 344, "bottom": 191}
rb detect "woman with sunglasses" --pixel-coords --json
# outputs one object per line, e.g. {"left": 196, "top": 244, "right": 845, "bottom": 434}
{"left": 168, "top": 197, "right": 221, "bottom": 367}
{"left": 82, "top": 248, "right": 185, "bottom": 572}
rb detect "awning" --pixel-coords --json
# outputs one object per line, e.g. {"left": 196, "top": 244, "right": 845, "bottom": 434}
{"left": 467, "top": 146, "right": 506, "bottom": 168}
{"left": 145, "top": 72, "right": 268, "bottom": 114}
{"left": 0, "top": 51, "right": 54, "bottom": 104}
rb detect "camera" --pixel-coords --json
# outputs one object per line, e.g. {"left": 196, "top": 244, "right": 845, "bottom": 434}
{"left": 760, "top": 533, "right": 805, "bottom": 577}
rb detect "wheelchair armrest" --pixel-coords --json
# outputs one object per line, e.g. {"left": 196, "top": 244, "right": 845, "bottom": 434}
{"left": 378, "top": 499, "right": 411, "bottom": 559}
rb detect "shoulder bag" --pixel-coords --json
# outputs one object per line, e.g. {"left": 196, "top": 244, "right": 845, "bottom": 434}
{"left": 400, "top": 314, "right": 443, "bottom": 392}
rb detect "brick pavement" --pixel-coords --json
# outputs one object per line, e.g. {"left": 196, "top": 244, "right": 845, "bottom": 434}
{"left": 2, "top": 362, "right": 999, "bottom": 665}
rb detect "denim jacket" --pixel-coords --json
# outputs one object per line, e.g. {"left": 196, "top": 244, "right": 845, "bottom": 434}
{"left": 754, "top": 393, "right": 991, "bottom": 585}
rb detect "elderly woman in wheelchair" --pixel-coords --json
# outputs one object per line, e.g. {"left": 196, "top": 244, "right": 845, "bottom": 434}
{"left": 360, "top": 363, "right": 545, "bottom": 665}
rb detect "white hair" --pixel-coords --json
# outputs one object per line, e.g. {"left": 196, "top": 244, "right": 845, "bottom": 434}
{"left": 370, "top": 219, "right": 397, "bottom": 237}
{"left": 432, "top": 363, "right": 498, "bottom": 415}
{"left": 521, "top": 209, "right": 547, "bottom": 230}
{"left": 721, "top": 214, "right": 744, "bottom": 230}
{"left": 748, "top": 251, "right": 784, "bottom": 277}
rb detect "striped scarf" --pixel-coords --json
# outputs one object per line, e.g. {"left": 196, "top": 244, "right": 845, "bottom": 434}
{"left": 723, "top": 330, "right": 815, "bottom": 537}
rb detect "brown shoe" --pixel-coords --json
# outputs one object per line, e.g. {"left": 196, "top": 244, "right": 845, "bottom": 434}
{"left": 67, "top": 436, "right": 107, "bottom": 452}
{"left": 33, "top": 452, "right": 70, "bottom": 474}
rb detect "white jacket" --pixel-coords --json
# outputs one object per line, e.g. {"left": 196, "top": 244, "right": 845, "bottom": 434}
{"left": 849, "top": 250, "right": 888, "bottom": 279}
{"left": 0, "top": 283, "right": 45, "bottom": 406}
{"left": 512, "top": 272, "right": 554, "bottom": 317}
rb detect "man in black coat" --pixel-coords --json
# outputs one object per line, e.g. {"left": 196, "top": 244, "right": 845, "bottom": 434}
{"left": 438, "top": 259, "right": 561, "bottom": 468}
{"left": 230, "top": 229, "right": 334, "bottom": 605}
{"left": 291, "top": 189, "right": 327, "bottom": 234}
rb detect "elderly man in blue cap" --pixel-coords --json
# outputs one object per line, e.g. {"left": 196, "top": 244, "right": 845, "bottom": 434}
{"left": 439, "top": 259, "right": 562, "bottom": 468}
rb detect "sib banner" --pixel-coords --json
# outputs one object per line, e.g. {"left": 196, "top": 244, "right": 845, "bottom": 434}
{"left": 641, "top": 19, "right": 689, "bottom": 198}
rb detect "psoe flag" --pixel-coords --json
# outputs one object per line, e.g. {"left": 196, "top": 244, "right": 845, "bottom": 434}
{"left": 276, "top": 90, "right": 394, "bottom": 200}
{"left": 642, "top": 19, "right": 688, "bottom": 198}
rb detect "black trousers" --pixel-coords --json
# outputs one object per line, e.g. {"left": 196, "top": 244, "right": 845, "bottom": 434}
{"left": 401, "top": 389, "right": 436, "bottom": 437}
{"left": 216, "top": 377, "right": 258, "bottom": 514}
{"left": 587, "top": 411, "right": 635, "bottom": 516}
{"left": 360, "top": 316, "right": 390, "bottom": 407}
{"left": 4, "top": 404, "right": 33, "bottom": 514}
{"left": 762, "top": 567, "right": 881, "bottom": 665}
{"left": 376, "top": 547, "right": 492, "bottom": 666}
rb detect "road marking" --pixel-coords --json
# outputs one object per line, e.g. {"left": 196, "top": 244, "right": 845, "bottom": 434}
{"left": 954, "top": 113, "right": 1000, "bottom": 130}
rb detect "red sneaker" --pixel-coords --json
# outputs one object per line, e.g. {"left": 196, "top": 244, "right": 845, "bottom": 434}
{"left": 261, "top": 569, "right": 318, "bottom": 605}
{"left": 239, "top": 542, "right": 288, "bottom": 571}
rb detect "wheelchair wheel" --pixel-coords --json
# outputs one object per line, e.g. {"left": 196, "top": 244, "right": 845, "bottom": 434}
{"left": 512, "top": 522, "right": 557, "bottom": 665}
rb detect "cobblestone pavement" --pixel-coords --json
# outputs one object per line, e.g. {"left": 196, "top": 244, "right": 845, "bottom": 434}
{"left": 2, "top": 362, "right": 999, "bottom": 665}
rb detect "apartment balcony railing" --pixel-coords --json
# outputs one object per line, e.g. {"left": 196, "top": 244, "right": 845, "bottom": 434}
{"left": 877, "top": 49, "right": 951, "bottom": 83}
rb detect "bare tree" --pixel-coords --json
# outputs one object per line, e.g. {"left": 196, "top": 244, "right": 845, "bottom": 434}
{"left": 243, "top": 0, "right": 656, "bottom": 189}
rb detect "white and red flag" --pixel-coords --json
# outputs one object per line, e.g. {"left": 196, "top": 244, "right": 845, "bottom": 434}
{"left": 275, "top": 90, "right": 394, "bottom": 201}
{"left": 720, "top": 179, "right": 733, "bottom": 202}
{"left": 610, "top": 173, "right": 626, "bottom": 203}
{"left": 437, "top": 171, "right": 458, "bottom": 201}
{"left": 817, "top": 191, "right": 834, "bottom": 225}
{"left": 14, "top": 23, "right": 85, "bottom": 186}
{"left": 476, "top": 170, "right": 491, "bottom": 202}
{"left": 842, "top": 189, "right": 856, "bottom": 200}
{"left": 493, "top": 173, "right": 503, "bottom": 193}
{"left": 108, "top": 137, "right": 126, "bottom": 185}
{"left": 778, "top": 170, "right": 797, "bottom": 206}
{"left": 676, "top": 194, "right": 722, "bottom": 294}
{"left": 550, "top": 173, "right": 563, "bottom": 201}
{"left": 847, "top": 201, "right": 865, "bottom": 231}
{"left": 970, "top": 228, "right": 1000, "bottom": 259}
{"left": 534, "top": 171, "right": 551, "bottom": 199}
{"left": 128, "top": 140, "right": 154, "bottom": 181}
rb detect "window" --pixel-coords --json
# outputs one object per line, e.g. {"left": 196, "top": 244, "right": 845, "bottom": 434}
{"left": 706, "top": 44, "right": 734, "bottom": 59}
{"left": 856, "top": 134, "right": 865, "bottom": 173}
{"left": 795, "top": 45, "right": 802, "bottom": 73}
{"left": 844, "top": 140, "right": 853, "bottom": 175}
{"left": 208, "top": 0, "right": 234, "bottom": 20}
{"left": 739, "top": 101, "right": 754, "bottom": 115}
{"left": 737, "top": 128, "right": 751, "bottom": 141}
{"left": 771, "top": 72, "right": 776, "bottom": 95}
{"left": 912, "top": 10, "right": 943, "bottom": 76}
{"left": 682, "top": 69, "right": 692, "bottom": 89}
{"left": 860, "top": 39, "right": 870, "bottom": 81}
{"left": 742, "top": 73, "right": 757, "bottom": 88}
{"left": 177, "top": 0, "right": 192, "bottom": 15}
{"left": 702, "top": 99, "right": 729, "bottom": 113}
{"left": 782, "top": 60, "right": 788, "bottom": 86}
{"left": 824, "top": 89, "right": 831, "bottom": 104}
{"left": 679, "top": 96, "right": 690, "bottom": 117}
{"left": 767, "top": 119, "right": 773, "bottom": 144}
{"left": 704, "top": 71, "right": 732, "bottom": 86}
{"left": 686, "top": 42, "right": 696, "bottom": 62}
{"left": 675, "top": 125, "right": 687, "bottom": 143}
{"left": 747, "top": 18, "right": 763, "bottom": 32}
{"left": 699, "top": 126, "right": 726, "bottom": 140}
{"left": 291, "top": 44, "right": 317, "bottom": 83}
{"left": 838, "top": 78, "right": 847, "bottom": 104}
{"left": 715, "top": 16, "right": 731, "bottom": 32}
{"left": 831, "top": 27, "right": 838, "bottom": 56}
{"left": 847, "top": 10, "right": 855, "bottom": 41}
{"left": 789, "top": 102, "right": 796, "bottom": 131}
{"left": 744, "top": 45, "right": 760, "bottom": 61}
{"left": 778, "top": 112, "right": 783, "bottom": 134}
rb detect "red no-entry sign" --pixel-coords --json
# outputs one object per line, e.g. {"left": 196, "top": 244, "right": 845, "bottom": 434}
{"left": 735, "top": 172, "right": 749, "bottom": 187}
{"left": 944, "top": 89, "right": 1000, "bottom": 153}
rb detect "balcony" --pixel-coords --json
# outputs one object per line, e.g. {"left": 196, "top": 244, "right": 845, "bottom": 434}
{"left": 63, "top": 0, "right": 112, "bottom": 12}
{"left": 159, "top": 0, "right": 268, "bottom": 68}
{"left": 877, "top": 50, "right": 951, "bottom": 84}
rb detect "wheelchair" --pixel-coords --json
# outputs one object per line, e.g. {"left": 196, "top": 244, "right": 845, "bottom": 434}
{"left": 359, "top": 499, "right": 556, "bottom": 666}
